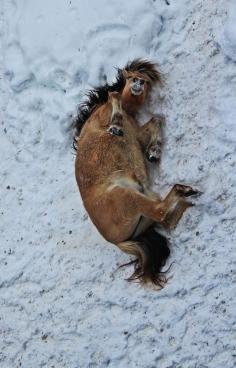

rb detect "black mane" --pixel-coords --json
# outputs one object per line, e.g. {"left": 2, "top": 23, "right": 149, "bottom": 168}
{"left": 72, "top": 68, "right": 125, "bottom": 149}
{"left": 72, "top": 58, "right": 162, "bottom": 150}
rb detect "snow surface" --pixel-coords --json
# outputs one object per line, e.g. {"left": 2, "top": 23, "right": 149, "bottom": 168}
{"left": 1, "top": 0, "right": 236, "bottom": 367}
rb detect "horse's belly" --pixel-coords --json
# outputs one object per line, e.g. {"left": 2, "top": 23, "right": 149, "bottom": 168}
{"left": 76, "top": 134, "right": 148, "bottom": 191}
{"left": 76, "top": 134, "right": 149, "bottom": 243}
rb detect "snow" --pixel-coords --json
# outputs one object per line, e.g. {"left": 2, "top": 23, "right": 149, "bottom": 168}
{"left": 220, "top": 1, "right": 236, "bottom": 62}
{"left": 1, "top": 0, "right": 236, "bottom": 367}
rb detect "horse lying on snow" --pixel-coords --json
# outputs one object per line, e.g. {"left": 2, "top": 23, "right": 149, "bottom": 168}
{"left": 73, "top": 59, "right": 198, "bottom": 288}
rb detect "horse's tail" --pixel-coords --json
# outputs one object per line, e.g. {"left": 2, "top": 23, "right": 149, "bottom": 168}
{"left": 117, "top": 226, "right": 170, "bottom": 288}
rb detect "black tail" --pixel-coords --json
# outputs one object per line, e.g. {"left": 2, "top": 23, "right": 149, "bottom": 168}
{"left": 117, "top": 226, "right": 170, "bottom": 288}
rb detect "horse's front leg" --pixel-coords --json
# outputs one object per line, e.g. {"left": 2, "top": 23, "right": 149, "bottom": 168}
{"left": 137, "top": 114, "right": 164, "bottom": 162}
{"left": 107, "top": 92, "right": 124, "bottom": 137}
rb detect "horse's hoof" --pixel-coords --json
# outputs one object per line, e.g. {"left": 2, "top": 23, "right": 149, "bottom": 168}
{"left": 186, "top": 190, "right": 201, "bottom": 197}
{"left": 175, "top": 184, "right": 201, "bottom": 197}
{"left": 147, "top": 154, "right": 158, "bottom": 163}
{"left": 146, "top": 145, "right": 161, "bottom": 162}
{"left": 108, "top": 126, "right": 124, "bottom": 137}
{"left": 153, "top": 114, "right": 166, "bottom": 124}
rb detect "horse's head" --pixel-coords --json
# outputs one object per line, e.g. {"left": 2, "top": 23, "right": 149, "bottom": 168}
{"left": 121, "top": 71, "right": 151, "bottom": 114}
{"left": 124, "top": 71, "right": 150, "bottom": 96}
{"left": 119, "top": 59, "right": 162, "bottom": 114}
{"left": 124, "top": 70, "right": 150, "bottom": 94}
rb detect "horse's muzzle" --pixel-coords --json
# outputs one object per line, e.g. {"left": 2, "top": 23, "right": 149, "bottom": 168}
{"left": 131, "top": 80, "right": 144, "bottom": 96}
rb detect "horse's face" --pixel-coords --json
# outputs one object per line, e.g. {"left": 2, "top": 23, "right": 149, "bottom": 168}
{"left": 125, "top": 72, "right": 150, "bottom": 96}
{"left": 121, "top": 71, "right": 150, "bottom": 113}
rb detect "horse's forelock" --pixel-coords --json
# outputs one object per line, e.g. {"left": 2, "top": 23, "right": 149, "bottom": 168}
{"left": 124, "top": 58, "right": 162, "bottom": 84}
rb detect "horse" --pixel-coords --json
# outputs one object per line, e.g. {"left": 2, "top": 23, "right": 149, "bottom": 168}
{"left": 73, "top": 59, "right": 198, "bottom": 288}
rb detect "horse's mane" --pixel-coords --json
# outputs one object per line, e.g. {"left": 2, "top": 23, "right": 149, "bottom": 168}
{"left": 73, "top": 58, "right": 162, "bottom": 150}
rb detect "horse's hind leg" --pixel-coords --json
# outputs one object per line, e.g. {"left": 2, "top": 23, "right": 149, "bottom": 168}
{"left": 161, "top": 184, "right": 199, "bottom": 229}
{"left": 133, "top": 185, "right": 195, "bottom": 235}
{"left": 132, "top": 216, "right": 154, "bottom": 238}
{"left": 137, "top": 115, "right": 164, "bottom": 162}
{"left": 106, "top": 184, "right": 197, "bottom": 242}
{"left": 131, "top": 183, "right": 198, "bottom": 231}
{"left": 107, "top": 92, "right": 124, "bottom": 137}
{"left": 163, "top": 200, "right": 194, "bottom": 230}
{"left": 93, "top": 183, "right": 198, "bottom": 244}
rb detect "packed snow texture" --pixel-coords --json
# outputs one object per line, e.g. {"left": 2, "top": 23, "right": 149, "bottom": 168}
{"left": 1, "top": 0, "right": 236, "bottom": 367}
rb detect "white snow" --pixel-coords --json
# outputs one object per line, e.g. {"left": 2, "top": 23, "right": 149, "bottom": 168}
{"left": 1, "top": 0, "right": 236, "bottom": 367}
{"left": 220, "top": 1, "right": 236, "bottom": 62}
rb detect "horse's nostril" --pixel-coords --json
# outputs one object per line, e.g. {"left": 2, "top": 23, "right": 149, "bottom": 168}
{"left": 132, "top": 78, "right": 137, "bottom": 83}
{"left": 140, "top": 79, "right": 144, "bottom": 85}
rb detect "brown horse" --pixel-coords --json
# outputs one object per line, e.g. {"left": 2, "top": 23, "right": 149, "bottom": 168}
{"left": 73, "top": 59, "right": 198, "bottom": 287}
